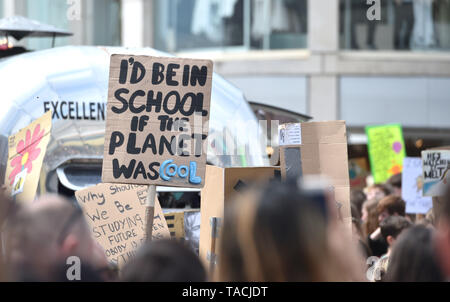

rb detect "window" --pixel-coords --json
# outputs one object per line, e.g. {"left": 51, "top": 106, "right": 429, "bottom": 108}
{"left": 154, "top": 0, "right": 308, "bottom": 52}
{"left": 340, "top": 0, "right": 450, "bottom": 51}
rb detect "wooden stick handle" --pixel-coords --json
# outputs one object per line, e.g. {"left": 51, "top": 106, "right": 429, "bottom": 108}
{"left": 146, "top": 185, "right": 156, "bottom": 242}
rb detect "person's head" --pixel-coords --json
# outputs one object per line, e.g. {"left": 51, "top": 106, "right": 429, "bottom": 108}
{"left": 377, "top": 195, "right": 406, "bottom": 223}
{"left": 379, "top": 216, "right": 411, "bottom": 249}
{"left": 362, "top": 199, "right": 380, "bottom": 237}
{"left": 351, "top": 203, "right": 363, "bottom": 239}
{"left": 218, "top": 182, "right": 333, "bottom": 282}
{"left": 121, "top": 239, "right": 206, "bottom": 282}
{"left": 366, "top": 184, "right": 391, "bottom": 201}
{"left": 350, "top": 189, "right": 366, "bottom": 216}
{"left": 386, "top": 173, "right": 402, "bottom": 197}
{"left": 5, "top": 194, "right": 98, "bottom": 281}
{"left": 385, "top": 225, "right": 444, "bottom": 282}
{"left": 435, "top": 184, "right": 450, "bottom": 280}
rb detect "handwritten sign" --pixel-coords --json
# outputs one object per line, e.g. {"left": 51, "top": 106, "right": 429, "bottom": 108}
{"left": 365, "top": 124, "right": 406, "bottom": 184}
{"left": 101, "top": 55, "right": 213, "bottom": 188}
{"left": 75, "top": 183, "right": 170, "bottom": 267}
{"left": 402, "top": 157, "right": 432, "bottom": 214}
{"left": 422, "top": 149, "right": 450, "bottom": 197}
{"left": 279, "top": 123, "right": 302, "bottom": 146}
{"left": 5, "top": 111, "right": 52, "bottom": 203}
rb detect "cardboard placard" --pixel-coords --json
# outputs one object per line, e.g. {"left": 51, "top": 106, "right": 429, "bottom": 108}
{"left": 432, "top": 196, "right": 446, "bottom": 222}
{"left": 102, "top": 55, "right": 213, "bottom": 188}
{"left": 422, "top": 148, "right": 450, "bottom": 197}
{"left": 279, "top": 121, "right": 352, "bottom": 227}
{"left": 365, "top": 124, "right": 406, "bottom": 184}
{"left": 279, "top": 146, "right": 303, "bottom": 181}
{"left": 75, "top": 183, "right": 170, "bottom": 267}
{"left": 402, "top": 157, "right": 432, "bottom": 214}
{"left": 349, "top": 157, "right": 370, "bottom": 188}
{"left": 5, "top": 111, "right": 52, "bottom": 203}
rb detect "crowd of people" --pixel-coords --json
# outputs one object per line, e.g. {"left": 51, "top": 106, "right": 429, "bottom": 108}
{"left": 0, "top": 173, "right": 449, "bottom": 282}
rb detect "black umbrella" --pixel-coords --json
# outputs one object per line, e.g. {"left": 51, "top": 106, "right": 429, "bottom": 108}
{"left": 0, "top": 15, "right": 73, "bottom": 47}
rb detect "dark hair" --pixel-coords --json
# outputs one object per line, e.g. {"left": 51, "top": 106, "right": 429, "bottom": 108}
{"left": 351, "top": 204, "right": 371, "bottom": 258}
{"left": 377, "top": 195, "right": 406, "bottom": 216}
{"left": 121, "top": 239, "right": 206, "bottom": 282}
{"left": 386, "top": 173, "right": 402, "bottom": 189}
{"left": 350, "top": 189, "right": 366, "bottom": 215}
{"left": 380, "top": 216, "right": 411, "bottom": 241}
{"left": 385, "top": 225, "right": 445, "bottom": 282}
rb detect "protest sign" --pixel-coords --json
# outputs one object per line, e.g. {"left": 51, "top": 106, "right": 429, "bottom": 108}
{"left": 421, "top": 147, "right": 450, "bottom": 197}
{"left": 279, "top": 123, "right": 302, "bottom": 146}
{"left": 199, "top": 165, "right": 280, "bottom": 268}
{"left": 102, "top": 55, "right": 213, "bottom": 188}
{"left": 5, "top": 111, "right": 52, "bottom": 203}
{"left": 164, "top": 211, "right": 185, "bottom": 239}
{"left": 365, "top": 124, "right": 406, "bottom": 184}
{"left": 402, "top": 157, "right": 432, "bottom": 214}
{"left": 75, "top": 183, "right": 170, "bottom": 267}
{"left": 279, "top": 121, "right": 352, "bottom": 228}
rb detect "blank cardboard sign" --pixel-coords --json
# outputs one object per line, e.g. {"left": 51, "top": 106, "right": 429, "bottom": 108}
{"left": 75, "top": 183, "right": 170, "bottom": 267}
{"left": 102, "top": 54, "right": 213, "bottom": 188}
